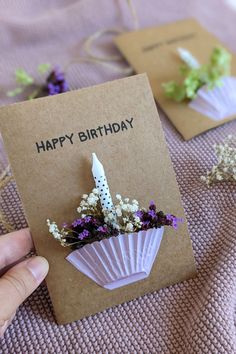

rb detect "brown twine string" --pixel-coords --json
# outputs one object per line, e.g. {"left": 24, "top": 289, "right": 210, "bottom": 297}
{"left": 65, "top": 0, "right": 139, "bottom": 74}
{"left": 64, "top": 54, "right": 134, "bottom": 75}
{"left": 83, "top": 28, "right": 124, "bottom": 62}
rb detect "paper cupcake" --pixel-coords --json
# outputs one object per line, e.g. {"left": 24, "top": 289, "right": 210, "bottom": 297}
{"left": 163, "top": 47, "right": 236, "bottom": 121}
{"left": 47, "top": 153, "right": 182, "bottom": 290}
{"left": 189, "top": 76, "right": 236, "bottom": 120}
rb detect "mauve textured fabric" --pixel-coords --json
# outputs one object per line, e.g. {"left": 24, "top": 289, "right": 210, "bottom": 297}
{"left": 0, "top": 0, "right": 236, "bottom": 353}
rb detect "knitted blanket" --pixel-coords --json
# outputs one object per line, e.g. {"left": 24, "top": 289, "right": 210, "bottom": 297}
{"left": 0, "top": 0, "right": 236, "bottom": 353}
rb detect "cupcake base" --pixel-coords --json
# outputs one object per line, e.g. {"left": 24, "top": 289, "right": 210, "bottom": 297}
{"left": 66, "top": 227, "right": 164, "bottom": 290}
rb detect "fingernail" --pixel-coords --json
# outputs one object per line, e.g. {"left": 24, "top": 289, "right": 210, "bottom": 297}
{"left": 27, "top": 256, "right": 49, "bottom": 283}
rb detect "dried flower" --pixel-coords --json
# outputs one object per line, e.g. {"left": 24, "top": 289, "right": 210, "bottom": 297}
{"left": 7, "top": 64, "right": 69, "bottom": 100}
{"left": 47, "top": 192, "right": 182, "bottom": 250}
{"left": 136, "top": 202, "right": 183, "bottom": 231}
{"left": 76, "top": 188, "right": 102, "bottom": 217}
{"left": 47, "top": 215, "right": 117, "bottom": 249}
{"left": 166, "top": 214, "right": 184, "bottom": 230}
{"left": 163, "top": 47, "right": 231, "bottom": 102}
{"left": 43, "top": 67, "right": 69, "bottom": 96}
{"left": 78, "top": 229, "right": 90, "bottom": 240}
{"left": 47, "top": 219, "right": 68, "bottom": 246}
{"left": 103, "top": 194, "right": 141, "bottom": 232}
{"left": 201, "top": 135, "right": 236, "bottom": 185}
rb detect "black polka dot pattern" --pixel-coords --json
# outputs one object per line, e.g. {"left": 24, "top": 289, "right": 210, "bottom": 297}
{"left": 95, "top": 175, "right": 113, "bottom": 208}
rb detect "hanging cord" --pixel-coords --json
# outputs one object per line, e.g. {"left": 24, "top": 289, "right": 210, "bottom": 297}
{"left": 127, "top": 0, "right": 139, "bottom": 30}
{"left": 64, "top": 53, "right": 133, "bottom": 75}
{"left": 83, "top": 28, "right": 124, "bottom": 62}
{"left": 65, "top": 0, "right": 139, "bottom": 75}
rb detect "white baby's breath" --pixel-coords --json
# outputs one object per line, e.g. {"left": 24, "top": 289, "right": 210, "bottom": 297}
{"left": 76, "top": 188, "right": 101, "bottom": 217}
{"left": 102, "top": 194, "right": 141, "bottom": 233}
{"left": 201, "top": 135, "right": 236, "bottom": 185}
{"left": 47, "top": 219, "right": 68, "bottom": 246}
{"left": 125, "top": 222, "right": 134, "bottom": 233}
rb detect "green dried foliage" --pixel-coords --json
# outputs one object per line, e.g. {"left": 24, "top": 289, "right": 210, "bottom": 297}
{"left": 162, "top": 47, "right": 231, "bottom": 102}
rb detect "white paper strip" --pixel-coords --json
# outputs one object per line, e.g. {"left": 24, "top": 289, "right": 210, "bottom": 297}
{"left": 92, "top": 152, "right": 113, "bottom": 210}
{"left": 66, "top": 227, "right": 164, "bottom": 290}
{"left": 189, "top": 76, "right": 236, "bottom": 121}
{"left": 177, "top": 47, "right": 200, "bottom": 69}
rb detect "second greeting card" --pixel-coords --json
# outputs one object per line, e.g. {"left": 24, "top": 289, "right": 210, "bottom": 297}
{"left": 115, "top": 19, "right": 236, "bottom": 140}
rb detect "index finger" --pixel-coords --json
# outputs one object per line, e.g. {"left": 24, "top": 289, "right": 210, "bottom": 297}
{"left": 0, "top": 229, "right": 33, "bottom": 271}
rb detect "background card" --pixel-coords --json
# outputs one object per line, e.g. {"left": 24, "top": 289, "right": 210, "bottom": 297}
{"left": 115, "top": 19, "right": 236, "bottom": 140}
{"left": 0, "top": 74, "right": 196, "bottom": 324}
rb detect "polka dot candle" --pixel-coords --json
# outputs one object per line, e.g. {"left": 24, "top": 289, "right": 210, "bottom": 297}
{"left": 92, "top": 153, "right": 113, "bottom": 210}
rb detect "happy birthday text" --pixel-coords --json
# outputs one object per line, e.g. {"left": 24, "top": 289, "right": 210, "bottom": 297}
{"left": 35, "top": 117, "right": 134, "bottom": 153}
{"left": 142, "top": 32, "right": 196, "bottom": 52}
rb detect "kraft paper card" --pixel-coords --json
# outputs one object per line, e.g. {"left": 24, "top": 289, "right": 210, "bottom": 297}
{"left": 115, "top": 19, "right": 236, "bottom": 140}
{"left": 0, "top": 74, "right": 196, "bottom": 324}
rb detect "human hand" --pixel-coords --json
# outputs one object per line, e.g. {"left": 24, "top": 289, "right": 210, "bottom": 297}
{"left": 0, "top": 229, "right": 49, "bottom": 337}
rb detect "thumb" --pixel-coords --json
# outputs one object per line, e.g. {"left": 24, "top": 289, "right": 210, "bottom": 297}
{"left": 0, "top": 256, "right": 49, "bottom": 322}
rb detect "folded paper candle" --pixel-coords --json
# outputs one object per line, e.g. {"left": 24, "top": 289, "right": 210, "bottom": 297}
{"left": 92, "top": 152, "right": 113, "bottom": 210}
{"left": 177, "top": 47, "right": 200, "bottom": 69}
{"left": 0, "top": 74, "right": 196, "bottom": 324}
{"left": 115, "top": 19, "right": 236, "bottom": 140}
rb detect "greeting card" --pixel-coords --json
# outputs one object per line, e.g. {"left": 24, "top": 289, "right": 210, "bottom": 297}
{"left": 0, "top": 74, "right": 196, "bottom": 324}
{"left": 115, "top": 19, "right": 236, "bottom": 140}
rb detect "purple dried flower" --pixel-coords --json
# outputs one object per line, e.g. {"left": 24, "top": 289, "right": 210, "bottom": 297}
{"left": 148, "top": 209, "right": 156, "bottom": 219}
{"left": 166, "top": 214, "right": 183, "bottom": 230}
{"left": 149, "top": 200, "right": 156, "bottom": 211}
{"left": 142, "top": 220, "right": 151, "bottom": 230}
{"left": 136, "top": 204, "right": 183, "bottom": 231}
{"left": 72, "top": 218, "right": 84, "bottom": 227}
{"left": 61, "top": 81, "right": 69, "bottom": 92}
{"left": 97, "top": 225, "right": 109, "bottom": 233}
{"left": 84, "top": 216, "right": 92, "bottom": 223}
{"left": 45, "top": 67, "right": 69, "bottom": 96}
{"left": 78, "top": 229, "right": 90, "bottom": 240}
{"left": 135, "top": 210, "right": 144, "bottom": 218}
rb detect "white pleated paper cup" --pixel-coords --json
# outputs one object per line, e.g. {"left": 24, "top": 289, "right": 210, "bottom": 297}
{"left": 66, "top": 227, "right": 164, "bottom": 290}
{"left": 189, "top": 76, "right": 236, "bottom": 121}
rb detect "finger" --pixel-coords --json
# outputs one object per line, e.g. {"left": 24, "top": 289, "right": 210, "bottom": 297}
{"left": 0, "top": 256, "right": 49, "bottom": 322}
{"left": 0, "top": 312, "right": 15, "bottom": 338}
{"left": 0, "top": 229, "right": 33, "bottom": 270}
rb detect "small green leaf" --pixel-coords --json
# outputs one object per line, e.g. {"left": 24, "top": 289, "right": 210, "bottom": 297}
{"left": 28, "top": 88, "right": 41, "bottom": 100}
{"left": 37, "top": 63, "right": 51, "bottom": 74}
{"left": 173, "top": 85, "right": 186, "bottom": 102}
{"left": 162, "top": 81, "right": 186, "bottom": 102}
{"left": 7, "top": 87, "right": 23, "bottom": 97}
{"left": 15, "top": 69, "right": 34, "bottom": 85}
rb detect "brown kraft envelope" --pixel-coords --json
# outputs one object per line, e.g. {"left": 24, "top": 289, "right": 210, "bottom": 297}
{"left": 0, "top": 74, "right": 196, "bottom": 324}
{"left": 115, "top": 18, "right": 236, "bottom": 140}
